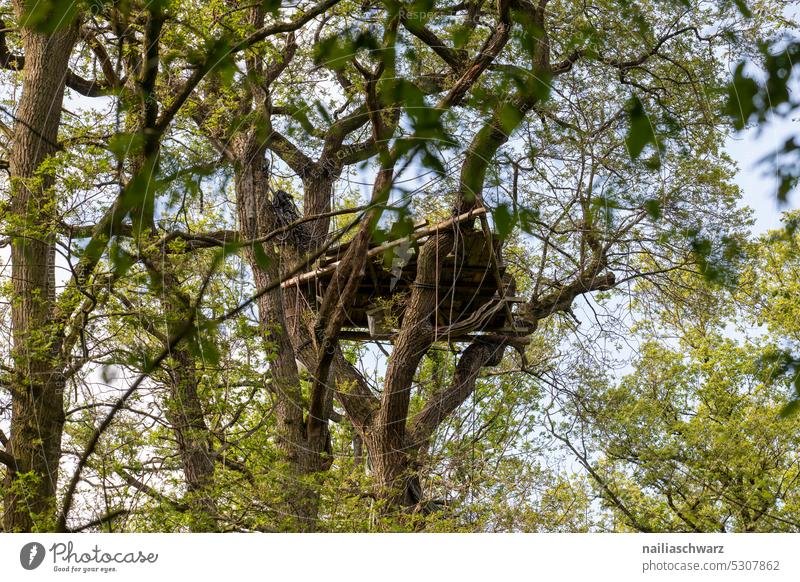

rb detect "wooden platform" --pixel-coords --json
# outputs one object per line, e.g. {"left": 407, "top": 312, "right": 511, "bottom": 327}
{"left": 282, "top": 209, "right": 527, "bottom": 341}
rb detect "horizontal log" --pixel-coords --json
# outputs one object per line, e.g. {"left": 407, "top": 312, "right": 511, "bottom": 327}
{"left": 337, "top": 329, "right": 529, "bottom": 343}
{"left": 282, "top": 207, "right": 488, "bottom": 288}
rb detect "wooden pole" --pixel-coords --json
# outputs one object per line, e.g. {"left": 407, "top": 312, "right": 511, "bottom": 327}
{"left": 282, "top": 207, "right": 487, "bottom": 288}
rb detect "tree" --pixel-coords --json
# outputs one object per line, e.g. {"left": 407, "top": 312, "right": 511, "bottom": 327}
{"left": 0, "top": 0, "right": 793, "bottom": 532}
{"left": 1, "top": 0, "right": 99, "bottom": 532}
{"left": 550, "top": 334, "right": 800, "bottom": 532}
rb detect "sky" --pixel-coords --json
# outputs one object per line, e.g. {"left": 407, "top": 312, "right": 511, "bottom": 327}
{"left": 728, "top": 100, "right": 800, "bottom": 235}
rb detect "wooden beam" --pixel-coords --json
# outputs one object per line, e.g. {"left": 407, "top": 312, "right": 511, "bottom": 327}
{"left": 478, "top": 209, "right": 517, "bottom": 330}
{"left": 319, "top": 217, "right": 431, "bottom": 264}
{"left": 282, "top": 208, "right": 488, "bottom": 288}
{"left": 337, "top": 324, "right": 531, "bottom": 343}
{"left": 338, "top": 330, "right": 486, "bottom": 342}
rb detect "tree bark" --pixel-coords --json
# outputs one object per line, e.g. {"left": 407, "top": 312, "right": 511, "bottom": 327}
{"left": 234, "top": 143, "right": 329, "bottom": 530}
{"left": 3, "top": 21, "right": 78, "bottom": 532}
{"left": 159, "top": 282, "right": 218, "bottom": 530}
{"left": 365, "top": 232, "right": 455, "bottom": 505}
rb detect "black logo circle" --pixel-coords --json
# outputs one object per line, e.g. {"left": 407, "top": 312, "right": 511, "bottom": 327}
{"left": 20, "top": 542, "right": 46, "bottom": 570}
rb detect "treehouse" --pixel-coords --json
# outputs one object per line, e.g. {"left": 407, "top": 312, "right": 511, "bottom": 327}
{"left": 281, "top": 208, "right": 530, "bottom": 342}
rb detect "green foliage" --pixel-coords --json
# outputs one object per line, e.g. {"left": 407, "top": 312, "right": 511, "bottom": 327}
{"left": 2, "top": 0, "right": 795, "bottom": 535}
{"left": 251, "top": 243, "right": 271, "bottom": 271}
{"left": 108, "top": 132, "right": 146, "bottom": 161}
{"left": 0, "top": 471, "right": 57, "bottom": 532}
{"left": 492, "top": 203, "right": 514, "bottom": 238}
{"left": 727, "top": 42, "right": 800, "bottom": 203}
{"left": 313, "top": 30, "right": 380, "bottom": 71}
{"left": 687, "top": 231, "right": 745, "bottom": 285}
{"left": 21, "top": 0, "right": 81, "bottom": 33}
{"left": 625, "top": 96, "right": 660, "bottom": 163}
{"left": 746, "top": 212, "right": 800, "bottom": 414}
{"left": 564, "top": 334, "right": 800, "bottom": 531}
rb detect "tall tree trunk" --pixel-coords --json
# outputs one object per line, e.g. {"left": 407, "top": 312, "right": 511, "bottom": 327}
{"left": 366, "top": 232, "right": 456, "bottom": 506}
{"left": 360, "top": 230, "right": 509, "bottom": 513}
{"left": 164, "top": 346, "right": 217, "bottom": 529}
{"left": 4, "top": 22, "right": 77, "bottom": 532}
{"left": 301, "top": 173, "right": 334, "bottom": 250}
{"left": 234, "top": 145, "right": 329, "bottom": 530}
{"left": 364, "top": 337, "right": 509, "bottom": 512}
{"left": 156, "top": 270, "right": 218, "bottom": 530}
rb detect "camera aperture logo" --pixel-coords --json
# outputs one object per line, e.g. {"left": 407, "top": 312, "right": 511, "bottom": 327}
{"left": 20, "top": 542, "right": 46, "bottom": 570}
{"left": 19, "top": 541, "right": 158, "bottom": 574}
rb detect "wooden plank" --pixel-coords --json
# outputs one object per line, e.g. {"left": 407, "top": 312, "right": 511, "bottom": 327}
{"left": 281, "top": 208, "right": 488, "bottom": 288}
{"left": 337, "top": 329, "right": 524, "bottom": 342}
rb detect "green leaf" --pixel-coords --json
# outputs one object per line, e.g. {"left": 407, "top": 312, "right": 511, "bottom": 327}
{"left": 313, "top": 36, "right": 352, "bottom": 71}
{"left": 313, "top": 31, "right": 379, "bottom": 71}
{"left": 498, "top": 102, "right": 525, "bottom": 135}
{"left": 419, "top": 145, "right": 446, "bottom": 175}
{"left": 779, "top": 399, "right": 800, "bottom": 418}
{"left": 203, "top": 37, "right": 237, "bottom": 86}
{"left": 644, "top": 199, "right": 662, "bottom": 220}
{"left": 187, "top": 324, "right": 222, "bottom": 367}
{"left": 21, "top": 0, "right": 80, "bottom": 33}
{"left": 493, "top": 204, "right": 515, "bottom": 238}
{"left": 452, "top": 25, "right": 471, "bottom": 49}
{"left": 625, "top": 96, "right": 658, "bottom": 161}
{"left": 388, "top": 211, "right": 415, "bottom": 239}
{"left": 261, "top": 0, "right": 281, "bottom": 15}
{"left": 110, "top": 240, "right": 135, "bottom": 278}
{"left": 384, "top": 79, "right": 447, "bottom": 139}
{"left": 518, "top": 206, "right": 540, "bottom": 233}
{"left": 121, "top": 160, "right": 158, "bottom": 238}
{"left": 591, "top": 195, "right": 622, "bottom": 227}
{"left": 108, "top": 132, "right": 145, "bottom": 161}
{"left": 252, "top": 243, "right": 271, "bottom": 271}
{"left": 732, "top": 0, "right": 752, "bottom": 18}
{"left": 725, "top": 62, "right": 759, "bottom": 130}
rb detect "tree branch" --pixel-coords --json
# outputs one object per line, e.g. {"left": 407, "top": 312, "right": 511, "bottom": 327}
{"left": 408, "top": 338, "right": 509, "bottom": 448}
{"left": 118, "top": 470, "right": 189, "bottom": 511}
{"left": 67, "top": 508, "right": 129, "bottom": 533}
{"left": 1, "top": 19, "right": 118, "bottom": 97}
{"left": 0, "top": 448, "right": 24, "bottom": 472}
{"left": 157, "top": 0, "right": 343, "bottom": 133}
